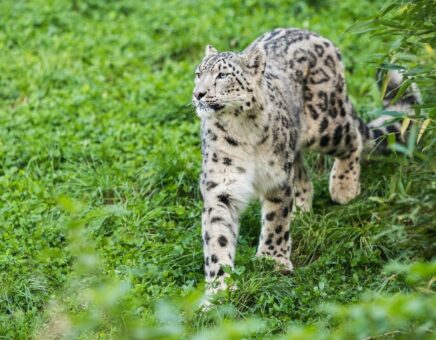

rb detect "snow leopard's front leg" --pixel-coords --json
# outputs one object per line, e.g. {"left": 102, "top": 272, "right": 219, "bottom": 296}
{"left": 200, "top": 156, "right": 252, "bottom": 294}
{"left": 201, "top": 195, "right": 237, "bottom": 293}
{"left": 256, "top": 181, "right": 294, "bottom": 273}
{"left": 293, "top": 152, "right": 313, "bottom": 212}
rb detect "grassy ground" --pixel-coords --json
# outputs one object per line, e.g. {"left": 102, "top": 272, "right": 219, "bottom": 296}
{"left": 0, "top": 0, "right": 434, "bottom": 339}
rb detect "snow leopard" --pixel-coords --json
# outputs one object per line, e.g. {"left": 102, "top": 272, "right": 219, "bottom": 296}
{"left": 192, "top": 28, "right": 420, "bottom": 293}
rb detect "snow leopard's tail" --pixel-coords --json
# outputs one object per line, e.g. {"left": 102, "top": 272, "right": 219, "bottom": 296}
{"left": 356, "top": 69, "right": 421, "bottom": 153}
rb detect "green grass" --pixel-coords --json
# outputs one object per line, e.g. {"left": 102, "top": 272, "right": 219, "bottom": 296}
{"left": 0, "top": 0, "right": 435, "bottom": 339}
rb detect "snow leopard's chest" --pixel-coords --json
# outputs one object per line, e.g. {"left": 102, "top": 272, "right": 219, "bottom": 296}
{"left": 201, "top": 117, "right": 292, "bottom": 197}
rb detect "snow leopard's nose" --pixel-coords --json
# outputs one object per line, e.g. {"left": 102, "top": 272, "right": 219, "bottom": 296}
{"left": 194, "top": 90, "right": 207, "bottom": 100}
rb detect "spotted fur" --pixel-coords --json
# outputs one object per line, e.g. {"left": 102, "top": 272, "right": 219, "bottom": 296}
{"left": 192, "top": 28, "right": 420, "bottom": 293}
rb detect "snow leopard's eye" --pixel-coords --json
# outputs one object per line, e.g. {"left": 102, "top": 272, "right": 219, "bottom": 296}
{"left": 195, "top": 72, "right": 201, "bottom": 79}
{"left": 217, "top": 72, "right": 229, "bottom": 80}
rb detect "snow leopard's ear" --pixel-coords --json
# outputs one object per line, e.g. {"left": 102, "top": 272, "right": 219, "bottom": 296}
{"left": 243, "top": 47, "right": 266, "bottom": 76}
{"left": 205, "top": 45, "right": 218, "bottom": 57}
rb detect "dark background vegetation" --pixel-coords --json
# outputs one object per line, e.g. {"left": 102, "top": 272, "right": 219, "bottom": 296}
{"left": 0, "top": 0, "right": 434, "bottom": 338}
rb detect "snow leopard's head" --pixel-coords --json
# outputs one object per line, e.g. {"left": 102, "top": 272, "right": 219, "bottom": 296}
{"left": 193, "top": 45, "right": 265, "bottom": 118}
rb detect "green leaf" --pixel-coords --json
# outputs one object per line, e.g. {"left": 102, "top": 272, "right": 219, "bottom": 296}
{"left": 390, "top": 79, "right": 412, "bottom": 105}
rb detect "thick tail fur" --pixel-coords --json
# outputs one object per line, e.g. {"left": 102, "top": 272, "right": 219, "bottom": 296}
{"left": 356, "top": 69, "right": 421, "bottom": 152}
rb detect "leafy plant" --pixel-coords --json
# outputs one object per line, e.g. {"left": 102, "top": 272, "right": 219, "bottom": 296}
{"left": 350, "top": 0, "right": 435, "bottom": 156}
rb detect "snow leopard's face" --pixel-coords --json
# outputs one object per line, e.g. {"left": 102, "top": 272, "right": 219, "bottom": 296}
{"left": 193, "top": 46, "right": 265, "bottom": 118}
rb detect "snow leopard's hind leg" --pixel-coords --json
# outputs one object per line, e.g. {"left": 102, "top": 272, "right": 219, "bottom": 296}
{"left": 329, "top": 69, "right": 421, "bottom": 205}
{"left": 329, "top": 124, "right": 363, "bottom": 204}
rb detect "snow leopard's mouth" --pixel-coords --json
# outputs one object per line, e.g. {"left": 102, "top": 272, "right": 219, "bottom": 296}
{"left": 196, "top": 101, "right": 225, "bottom": 114}
{"left": 207, "top": 103, "right": 225, "bottom": 111}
